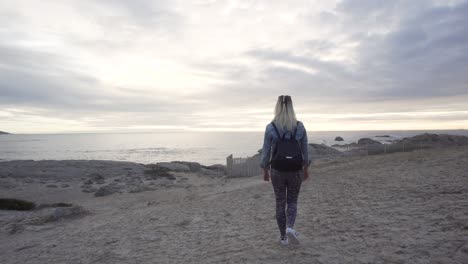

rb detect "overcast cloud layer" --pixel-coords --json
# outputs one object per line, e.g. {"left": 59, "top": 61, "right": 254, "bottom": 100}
{"left": 1, "top": 0, "right": 467, "bottom": 133}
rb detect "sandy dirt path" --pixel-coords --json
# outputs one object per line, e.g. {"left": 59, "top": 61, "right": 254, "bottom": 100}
{"left": 1, "top": 147, "right": 467, "bottom": 263}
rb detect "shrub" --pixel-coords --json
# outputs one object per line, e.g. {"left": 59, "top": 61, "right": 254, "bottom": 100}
{"left": 0, "top": 198, "right": 36, "bottom": 211}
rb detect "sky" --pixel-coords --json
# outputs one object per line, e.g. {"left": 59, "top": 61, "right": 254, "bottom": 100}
{"left": 0, "top": 0, "right": 467, "bottom": 133}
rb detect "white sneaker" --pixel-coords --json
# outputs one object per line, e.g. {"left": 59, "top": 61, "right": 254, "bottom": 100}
{"left": 279, "top": 237, "right": 289, "bottom": 246}
{"left": 286, "top": 227, "right": 300, "bottom": 245}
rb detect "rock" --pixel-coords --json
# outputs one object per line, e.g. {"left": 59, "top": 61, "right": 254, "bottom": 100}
{"left": 201, "top": 164, "right": 227, "bottom": 174}
{"left": 128, "top": 185, "right": 155, "bottom": 193}
{"left": 0, "top": 180, "right": 17, "bottom": 189}
{"left": 94, "top": 185, "right": 124, "bottom": 197}
{"left": 334, "top": 136, "right": 344, "bottom": 141}
{"left": 83, "top": 179, "right": 93, "bottom": 185}
{"left": 155, "top": 162, "right": 191, "bottom": 172}
{"left": 199, "top": 168, "right": 224, "bottom": 176}
{"left": 358, "top": 138, "right": 382, "bottom": 145}
{"left": 86, "top": 172, "right": 104, "bottom": 180}
{"left": 307, "top": 144, "right": 345, "bottom": 163}
{"left": 82, "top": 187, "right": 98, "bottom": 193}
{"left": 399, "top": 133, "right": 468, "bottom": 146}
{"left": 61, "top": 184, "right": 70, "bottom": 188}
{"left": 86, "top": 173, "right": 105, "bottom": 184}
{"left": 46, "top": 184, "right": 58, "bottom": 188}
{"left": 173, "top": 161, "right": 201, "bottom": 172}
{"left": 51, "top": 206, "right": 86, "bottom": 220}
{"left": 144, "top": 165, "right": 175, "bottom": 180}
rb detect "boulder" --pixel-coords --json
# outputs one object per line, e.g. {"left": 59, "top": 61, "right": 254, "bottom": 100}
{"left": 201, "top": 164, "right": 227, "bottom": 175}
{"left": 82, "top": 186, "right": 98, "bottom": 193}
{"left": 399, "top": 133, "right": 468, "bottom": 146}
{"left": 128, "top": 185, "right": 155, "bottom": 193}
{"left": 155, "top": 162, "right": 191, "bottom": 172}
{"left": 51, "top": 206, "right": 87, "bottom": 220}
{"left": 144, "top": 166, "right": 175, "bottom": 180}
{"left": 358, "top": 138, "right": 382, "bottom": 145}
{"left": 94, "top": 185, "right": 124, "bottom": 197}
{"left": 308, "top": 143, "right": 344, "bottom": 162}
{"left": 86, "top": 173, "right": 105, "bottom": 184}
{"left": 173, "top": 161, "right": 201, "bottom": 172}
{"left": 334, "top": 136, "right": 344, "bottom": 141}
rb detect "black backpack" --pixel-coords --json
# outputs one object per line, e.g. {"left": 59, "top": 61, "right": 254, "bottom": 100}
{"left": 270, "top": 122, "right": 303, "bottom": 171}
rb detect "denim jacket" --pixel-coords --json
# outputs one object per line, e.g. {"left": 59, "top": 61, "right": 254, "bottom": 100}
{"left": 260, "top": 121, "right": 310, "bottom": 169}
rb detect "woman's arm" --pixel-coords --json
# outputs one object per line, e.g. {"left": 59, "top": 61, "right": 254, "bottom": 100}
{"left": 260, "top": 124, "right": 272, "bottom": 170}
{"left": 260, "top": 124, "right": 272, "bottom": 181}
{"left": 300, "top": 122, "right": 310, "bottom": 180}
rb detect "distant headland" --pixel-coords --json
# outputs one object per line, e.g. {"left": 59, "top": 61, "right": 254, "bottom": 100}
{"left": 0, "top": 131, "right": 10, "bottom": 135}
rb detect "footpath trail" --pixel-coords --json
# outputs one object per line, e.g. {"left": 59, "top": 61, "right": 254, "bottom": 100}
{"left": 1, "top": 147, "right": 467, "bottom": 263}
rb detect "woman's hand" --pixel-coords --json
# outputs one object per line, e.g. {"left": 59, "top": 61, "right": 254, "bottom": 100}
{"left": 263, "top": 169, "right": 270, "bottom": 182}
{"left": 303, "top": 166, "right": 309, "bottom": 181}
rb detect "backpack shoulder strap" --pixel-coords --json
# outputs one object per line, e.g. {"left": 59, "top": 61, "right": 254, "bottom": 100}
{"left": 270, "top": 122, "right": 282, "bottom": 140}
{"left": 292, "top": 121, "right": 299, "bottom": 138}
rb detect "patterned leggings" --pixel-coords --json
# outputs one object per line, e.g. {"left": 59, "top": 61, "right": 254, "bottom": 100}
{"left": 271, "top": 169, "right": 303, "bottom": 238}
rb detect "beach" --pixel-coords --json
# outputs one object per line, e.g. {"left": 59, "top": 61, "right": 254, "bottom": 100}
{"left": 1, "top": 145, "right": 467, "bottom": 263}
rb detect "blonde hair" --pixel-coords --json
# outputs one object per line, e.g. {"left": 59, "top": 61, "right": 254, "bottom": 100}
{"left": 272, "top": 95, "right": 298, "bottom": 131}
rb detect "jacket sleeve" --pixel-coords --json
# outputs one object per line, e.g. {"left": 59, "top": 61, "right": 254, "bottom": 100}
{"left": 300, "top": 122, "right": 310, "bottom": 167}
{"left": 260, "top": 124, "right": 272, "bottom": 169}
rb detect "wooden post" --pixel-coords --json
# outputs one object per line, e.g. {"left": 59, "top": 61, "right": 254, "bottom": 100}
{"left": 226, "top": 154, "right": 233, "bottom": 177}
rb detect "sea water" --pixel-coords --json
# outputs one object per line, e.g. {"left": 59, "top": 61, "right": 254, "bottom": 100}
{"left": 0, "top": 130, "right": 466, "bottom": 165}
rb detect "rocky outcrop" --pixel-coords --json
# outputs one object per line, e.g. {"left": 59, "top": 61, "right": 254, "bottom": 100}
{"left": 357, "top": 138, "right": 382, "bottom": 145}
{"left": 340, "top": 133, "right": 468, "bottom": 156}
{"left": 334, "top": 136, "right": 344, "bottom": 141}
{"left": 0, "top": 131, "right": 10, "bottom": 135}
{"left": 308, "top": 143, "right": 344, "bottom": 162}
{"left": 150, "top": 161, "right": 226, "bottom": 176}
{"left": 94, "top": 184, "right": 125, "bottom": 197}
{"left": 398, "top": 133, "right": 468, "bottom": 147}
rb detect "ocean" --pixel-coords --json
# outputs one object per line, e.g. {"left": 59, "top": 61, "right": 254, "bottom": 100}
{"left": 0, "top": 130, "right": 467, "bottom": 165}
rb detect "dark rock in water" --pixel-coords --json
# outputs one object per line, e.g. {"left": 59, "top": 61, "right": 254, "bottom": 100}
{"left": 94, "top": 185, "right": 124, "bottom": 197}
{"left": 61, "top": 184, "right": 70, "bottom": 188}
{"left": 334, "top": 136, "right": 344, "bottom": 141}
{"left": 0, "top": 198, "right": 36, "bottom": 211}
{"left": 46, "top": 184, "right": 58, "bottom": 188}
{"left": 375, "top": 135, "right": 390, "bottom": 137}
{"left": 358, "top": 138, "right": 382, "bottom": 145}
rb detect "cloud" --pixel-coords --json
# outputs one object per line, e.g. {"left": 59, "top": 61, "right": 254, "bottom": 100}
{"left": 0, "top": 0, "right": 467, "bottom": 133}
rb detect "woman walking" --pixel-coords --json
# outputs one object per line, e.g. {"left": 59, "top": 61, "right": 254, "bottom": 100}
{"left": 260, "top": 95, "right": 310, "bottom": 246}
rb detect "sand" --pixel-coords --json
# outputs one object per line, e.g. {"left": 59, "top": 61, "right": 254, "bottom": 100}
{"left": 1, "top": 146, "right": 467, "bottom": 263}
